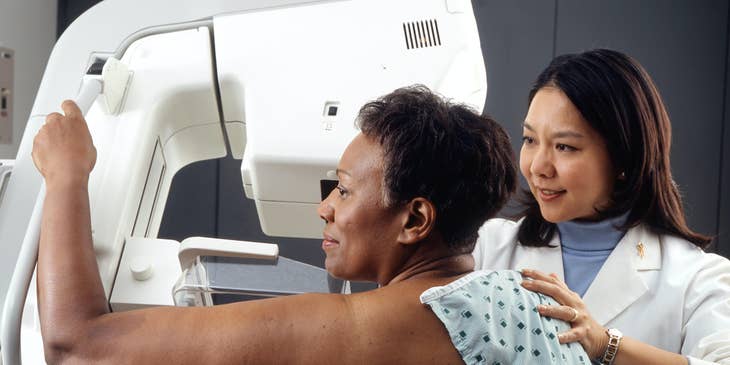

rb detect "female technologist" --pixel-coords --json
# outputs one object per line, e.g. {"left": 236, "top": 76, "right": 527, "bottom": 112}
{"left": 473, "top": 49, "right": 730, "bottom": 365}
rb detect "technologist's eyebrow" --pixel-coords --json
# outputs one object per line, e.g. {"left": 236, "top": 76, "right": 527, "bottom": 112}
{"left": 522, "top": 122, "right": 585, "bottom": 139}
{"left": 552, "top": 130, "right": 585, "bottom": 139}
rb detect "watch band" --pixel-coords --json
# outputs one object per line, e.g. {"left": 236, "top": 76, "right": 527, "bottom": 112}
{"left": 599, "top": 328, "right": 623, "bottom": 365}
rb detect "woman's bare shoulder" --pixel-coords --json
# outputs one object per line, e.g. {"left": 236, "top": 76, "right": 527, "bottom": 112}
{"left": 343, "top": 278, "right": 466, "bottom": 363}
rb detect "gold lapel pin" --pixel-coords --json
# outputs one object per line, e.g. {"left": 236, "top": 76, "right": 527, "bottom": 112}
{"left": 637, "top": 242, "right": 645, "bottom": 259}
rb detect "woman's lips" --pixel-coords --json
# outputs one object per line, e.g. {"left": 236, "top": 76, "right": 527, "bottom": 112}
{"left": 322, "top": 233, "right": 340, "bottom": 250}
{"left": 537, "top": 188, "right": 566, "bottom": 202}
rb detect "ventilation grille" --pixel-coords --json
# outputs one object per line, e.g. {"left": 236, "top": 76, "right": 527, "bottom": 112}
{"left": 403, "top": 19, "right": 441, "bottom": 50}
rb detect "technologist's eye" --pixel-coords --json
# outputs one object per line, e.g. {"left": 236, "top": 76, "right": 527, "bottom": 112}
{"left": 522, "top": 136, "right": 534, "bottom": 144}
{"left": 336, "top": 185, "right": 348, "bottom": 197}
{"left": 556, "top": 143, "right": 577, "bottom": 152}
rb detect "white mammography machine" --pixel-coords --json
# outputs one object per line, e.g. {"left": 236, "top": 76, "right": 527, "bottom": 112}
{"left": 0, "top": 0, "right": 486, "bottom": 362}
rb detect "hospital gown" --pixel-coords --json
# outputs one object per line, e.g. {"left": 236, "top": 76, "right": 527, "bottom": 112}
{"left": 420, "top": 270, "right": 591, "bottom": 365}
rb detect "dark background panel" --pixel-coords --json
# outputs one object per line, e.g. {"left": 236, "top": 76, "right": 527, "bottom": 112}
{"left": 554, "top": 0, "right": 729, "bottom": 251}
{"left": 474, "top": 0, "right": 556, "bottom": 151}
{"left": 56, "top": 0, "right": 102, "bottom": 38}
{"left": 719, "top": 8, "right": 730, "bottom": 259}
{"left": 472, "top": 0, "right": 556, "bottom": 215}
{"left": 158, "top": 159, "right": 218, "bottom": 240}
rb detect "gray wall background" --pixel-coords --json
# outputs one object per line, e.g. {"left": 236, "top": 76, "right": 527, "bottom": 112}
{"left": 0, "top": 0, "right": 57, "bottom": 159}
{"left": 59, "top": 1, "right": 730, "bottom": 269}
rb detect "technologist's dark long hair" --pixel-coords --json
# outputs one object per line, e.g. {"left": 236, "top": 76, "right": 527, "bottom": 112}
{"left": 517, "top": 49, "right": 712, "bottom": 248}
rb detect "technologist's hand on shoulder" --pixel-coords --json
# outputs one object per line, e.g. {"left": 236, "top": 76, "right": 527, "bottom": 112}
{"left": 520, "top": 269, "right": 609, "bottom": 359}
{"left": 32, "top": 100, "right": 97, "bottom": 187}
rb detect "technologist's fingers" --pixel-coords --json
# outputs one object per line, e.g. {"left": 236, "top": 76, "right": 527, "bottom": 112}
{"left": 522, "top": 270, "right": 609, "bottom": 357}
{"left": 521, "top": 269, "right": 569, "bottom": 289}
{"left": 537, "top": 304, "right": 594, "bottom": 353}
{"left": 520, "top": 276, "right": 576, "bottom": 306}
{"left": 537, "top": 304, "right": 583, "bottom": 324}
{"left": 548, "top": 272, "right": 569, "bottom": 289}
{"left": 522, "top": 269, "right": 579, "bottom": 302}
{"left": 554, "top": 317, "right": 609, "bottom": 358}
{"left": 555, "top": 326, "right": 589, "bottom": 344}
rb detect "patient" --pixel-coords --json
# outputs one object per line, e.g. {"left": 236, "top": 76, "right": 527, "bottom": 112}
{"left": 34, "top": 85, "right": 588, "bottom": 364}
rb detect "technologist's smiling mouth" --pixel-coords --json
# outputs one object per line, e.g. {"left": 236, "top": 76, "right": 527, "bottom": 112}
{"left": 535, "top": 187, "right": 566, "bottom": 201}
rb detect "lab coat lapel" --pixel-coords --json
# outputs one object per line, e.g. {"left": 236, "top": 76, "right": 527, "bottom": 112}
{"left": 513, "top": 233, "right": 567, "bottom": 281}
{"left": 582, "top": 225, "right": 661, "bottom": 325}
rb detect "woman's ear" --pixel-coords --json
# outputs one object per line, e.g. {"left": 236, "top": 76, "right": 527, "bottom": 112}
{"left": 398, "top": 197, "right": 436, "bottom": 245}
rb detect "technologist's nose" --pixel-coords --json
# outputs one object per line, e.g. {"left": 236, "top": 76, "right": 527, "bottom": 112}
{"left": 530, "top": 148, "right": 555, "bottom": 178}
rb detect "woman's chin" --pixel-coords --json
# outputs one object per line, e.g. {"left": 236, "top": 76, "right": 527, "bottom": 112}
{"left": 325, "top": 259, "right": 345, "bottom": 279}
{"left": 325, "top": 262, "right": 369, "bottom": 283}
{"left": 539, "top": 212, "right": 560, "bottom": 223}
{"left": 538, "top": 207, "right": 570, "bottom": 223}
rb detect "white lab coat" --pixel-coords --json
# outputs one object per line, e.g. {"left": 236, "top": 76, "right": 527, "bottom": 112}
{"left": 473, "top": 218, "right": 730, "bottom": 365}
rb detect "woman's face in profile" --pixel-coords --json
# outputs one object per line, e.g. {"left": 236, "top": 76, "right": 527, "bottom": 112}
{"left": 520, "top": 87, "right": 617, "bottom": 222}
{"left": 317, "top": 133, "right": 403, "bottom": 283}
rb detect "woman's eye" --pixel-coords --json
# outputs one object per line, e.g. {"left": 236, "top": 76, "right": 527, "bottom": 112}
{"left": 336, "top": 185, "right": 348, "bottom": 197}
{"left": 556, "top": 143, "right": 576, "bottom": 152}
{"left": 522, "top": 136, "right": 534, "bottom": 144}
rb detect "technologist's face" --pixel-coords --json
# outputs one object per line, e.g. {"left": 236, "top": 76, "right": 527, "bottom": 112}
{"left": 317, "top": 133, "right": 403, "bottom": 282}
{"left": 520, "top": 87, "right": 616, "bottom": 222}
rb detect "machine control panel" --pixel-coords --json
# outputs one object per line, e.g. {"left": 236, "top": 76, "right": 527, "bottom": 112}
{"left": 0, "top": 47, "right": 13, "bottom": 144}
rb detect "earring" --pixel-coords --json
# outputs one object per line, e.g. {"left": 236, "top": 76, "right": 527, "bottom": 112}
{"left": 618, "top": 171, "right": 626, "bottom": 180}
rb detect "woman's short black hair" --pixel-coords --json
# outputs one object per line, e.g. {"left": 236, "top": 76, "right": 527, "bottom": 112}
{"left": 518, "top": 49, "right": 711, "bottom": 248}
{"left": 357, "top": 85, "right": 517, "bottom": 254}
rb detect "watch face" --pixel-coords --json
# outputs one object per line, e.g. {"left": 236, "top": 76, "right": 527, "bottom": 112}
{"left": 608, "top": 328, "right": 623, "bottom": 337}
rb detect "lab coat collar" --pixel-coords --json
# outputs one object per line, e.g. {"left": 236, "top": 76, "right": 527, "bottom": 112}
{"left": 513, "top": 224, "right": 661, "bottom": 325}
{"left": 583, "top": 224, "right": 662, "bottom": 325}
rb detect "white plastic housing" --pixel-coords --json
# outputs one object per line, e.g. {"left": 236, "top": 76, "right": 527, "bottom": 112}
{"left": 215, "top": 0, "right": 486, "bottom": 238}
{"left": 84, "top": 27, "right": 224, "bottom": 297}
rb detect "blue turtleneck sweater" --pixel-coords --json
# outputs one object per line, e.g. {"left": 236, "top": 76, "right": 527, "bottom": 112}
{"left": 557, "top": 212, "right": 630, "bottom": 297}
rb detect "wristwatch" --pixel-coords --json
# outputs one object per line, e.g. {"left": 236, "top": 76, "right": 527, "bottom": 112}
{"left": 599, "top": 328, "right": 623, "bottom": 365}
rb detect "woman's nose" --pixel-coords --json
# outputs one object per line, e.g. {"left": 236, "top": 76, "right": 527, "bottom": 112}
{"left": 530, "top": 147, "right": 556, "bottom": 178}
{"left": 318, "top": 194, "right": 335, "bottom": 223}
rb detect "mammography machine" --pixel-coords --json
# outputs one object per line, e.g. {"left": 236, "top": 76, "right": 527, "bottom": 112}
{"left": 0, "top": 0, "right": 486, "bottom": 362}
